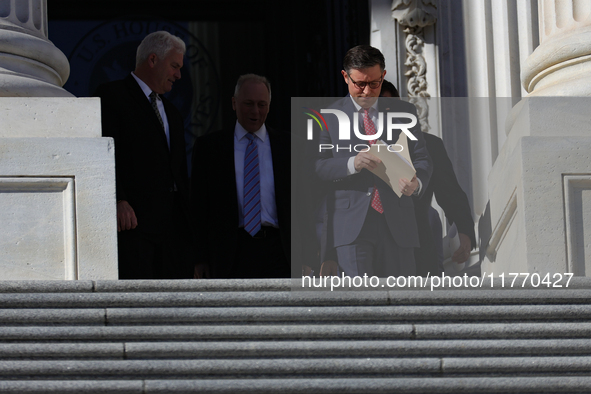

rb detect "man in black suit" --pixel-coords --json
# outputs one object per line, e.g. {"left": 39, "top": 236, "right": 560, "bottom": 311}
{"left": 381, "top": 80, "right": 476, "bottom": 276}
{"left": 191, "top": 74, "right": 291, "bottom": 279}
{"left": 316, "top": 45, "right": 432, "bottom": 278}
{"left": 414, "top": 133, "right": 476, "bottom": 275}
{"left": 96, "top": 31, "right": 193, "bottom": 279}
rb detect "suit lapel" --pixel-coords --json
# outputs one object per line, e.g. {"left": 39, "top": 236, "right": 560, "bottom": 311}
{"left": 268, "top": 127, "right": 282, "bottom": 197}
{"left": 162, "top": 97, "right": 180, "bottom": 151}
{"left": 124, "top": 75, "right": 171, "bottom": 154}
{"left": 377, "top": 98, "right": 402, "bottom": 142}
{"left": 224, "top": 129, "right": 240, "bottom": 224}
{"left": 338, "top": 97, "right": 360, "bottom": 145}
{"left": 268, "top": 127, "right": 289, "bottom": 218}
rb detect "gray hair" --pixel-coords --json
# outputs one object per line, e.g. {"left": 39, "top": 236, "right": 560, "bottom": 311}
{"left": 136, "top": 31, "right": 186, "bottom": 68}
{"left": 234, "top": 74, "right": 271, "bottom": 101}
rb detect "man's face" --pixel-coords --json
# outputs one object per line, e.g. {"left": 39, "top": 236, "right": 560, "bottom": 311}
{"left": 150, "top": 50, "right": 183, "bottom": 94}
{"left": 341, "top": 64, "right": 386, "bottom": 108}
{"left": 232, "top": 81, "right": 270, "bottom": 133}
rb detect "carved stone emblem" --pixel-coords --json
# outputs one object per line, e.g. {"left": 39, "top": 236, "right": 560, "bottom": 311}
{"left": 391, "top": 0, "right": 437, "bottom": 28}
{"left": 392, "top": 0, "right": 437, "bottom": 132}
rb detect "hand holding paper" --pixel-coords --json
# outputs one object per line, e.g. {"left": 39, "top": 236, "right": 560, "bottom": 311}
{"left": 399, "top": 175, "right": 419, "bottom": 196}
{"left": 354, "top": 151, "right": 381, "bottom": 172}
{"left": 368, "top": 133, "right": 416, "bottom": 197}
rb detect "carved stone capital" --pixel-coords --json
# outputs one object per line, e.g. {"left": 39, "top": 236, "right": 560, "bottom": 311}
{"left": 391, "top": 0, "right": 437, "bottom": 28}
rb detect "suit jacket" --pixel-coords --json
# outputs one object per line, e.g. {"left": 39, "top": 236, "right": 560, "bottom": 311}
{"left": 191, "top": 127, "right": 291, "bottom": 278}
{"left": 414, "top": 133, "right": 476, "bottom": 275}
{"left": 316, "top": 96, "right": 432, "bottom": 250}
{"left": 95, "top": 75, "right": 190, "bottom": 234}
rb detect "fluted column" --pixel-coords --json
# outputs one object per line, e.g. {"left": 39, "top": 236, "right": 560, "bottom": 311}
{"left": 0, "top": 0, "right": 72, "bottom": 96}
{"left": 523, "top": 0, "right": 591, "bottom": 96}
{"left": 484, "top": 0, "right": 591, "bottom": 276}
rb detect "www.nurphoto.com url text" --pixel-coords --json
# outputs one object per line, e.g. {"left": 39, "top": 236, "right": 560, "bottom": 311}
{"left": 301, "top": 272, "right": 574, "bottom": 291}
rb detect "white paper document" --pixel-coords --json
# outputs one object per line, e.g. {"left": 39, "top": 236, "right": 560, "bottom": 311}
{"left": 368, "top": 133, "right": 416, "bottom": 198}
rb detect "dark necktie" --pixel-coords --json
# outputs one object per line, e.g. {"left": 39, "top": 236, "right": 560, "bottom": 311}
{"left": 243, "top": 133, "right": 261, "bottom": 236}
{"left": 149, "top": 91, "right": 165, "bottom": 130}
{"left": 363, "top": 108, "right": 384, "bottom": 214}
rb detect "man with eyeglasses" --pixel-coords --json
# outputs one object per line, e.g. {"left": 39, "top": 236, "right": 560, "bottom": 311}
{"left": 316, "top": 45, "right": 432, "bottom": 278}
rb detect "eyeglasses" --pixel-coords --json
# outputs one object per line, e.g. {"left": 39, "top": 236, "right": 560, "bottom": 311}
{"left": 346, "top": 73, "right": 383, "bottom": 90}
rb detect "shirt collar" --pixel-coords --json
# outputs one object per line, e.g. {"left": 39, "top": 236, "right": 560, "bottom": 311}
{"left": 131, "top": 72, "right": 156, "bottom": 100}
{"left": 234, "top": 120, "right": 267, "bottom": 142}
{"left": 349, "top": 95, "right": 379, "bottom": 114}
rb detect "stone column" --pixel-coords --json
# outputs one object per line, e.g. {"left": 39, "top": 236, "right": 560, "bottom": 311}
{"left": 0, "top": 0, "right": 71, "bottom": 96}
{"left": 523, "top": 0, "right": 591, "bottom": 96}
{"left": 0, "top": 0, "right": 117, "bottom": 279}
{"left": 484, "top": 0, "right": 591, "bottom": 276}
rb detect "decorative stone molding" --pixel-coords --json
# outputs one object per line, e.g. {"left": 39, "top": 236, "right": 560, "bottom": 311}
{"left": 392, "top": 0, "right": 437, "bottom": 131}
{"left": 0, "top": 0, "right": 71, "bottom": 97}
{"left": 391, "top": 0, "right": 437, "bottom": 28}
{"left": 0, "top": 177, "right": 77, "bottom": 279}
{"left": 403, "top": 29, "right": 430, "bottom": 131}
{"left": 485, "top": 188, "right": 517, "bottom": 263}
{"left": 563, "top": 174, "right": 591, "bottom": 276}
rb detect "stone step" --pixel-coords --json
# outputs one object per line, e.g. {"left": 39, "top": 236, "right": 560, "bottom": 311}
{"left": 1, "top": 377, "right": 591, "bottom": 394}
{"left": 1, "top": 356, "right": 591, "bottom": 378}
{"left": 1, "top": 322, "right": 591, "bottom": 342}
{"left": 101, "top": 304, "right": 591, "bottom": 323}
{"left": 0, "top": 276, "right": 583, "bottom": 292}
{"left": 0, "top": 289, "right": 590, "bottom": 307}
{"left": 1, "top": 304, "right": 590, "bottom": 325}
{"left": 0, "top": 278, "right": 590, "bottom": 393}
{"left": 0, "top": 339, "right": 590, "bottom": 359}
{"left": 0, "top": 279, "right": 288, "bottom": 293}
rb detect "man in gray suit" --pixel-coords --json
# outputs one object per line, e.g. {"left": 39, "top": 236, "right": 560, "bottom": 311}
{"left": 316, "top": 45, "right": 432, "bottom": 277}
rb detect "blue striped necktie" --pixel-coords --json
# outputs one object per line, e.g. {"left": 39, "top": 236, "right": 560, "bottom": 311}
{"left": 243, "top": 133, "right": 261, "bottom": 236}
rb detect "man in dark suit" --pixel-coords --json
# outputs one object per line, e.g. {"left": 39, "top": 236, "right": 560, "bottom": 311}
{"left": 414, "top": 133, "right": 476, "bottom": 274}
{"left": 317, "top": 45, "right": 432, "bottom": 277}
{"left": 95, "top": 31, "right": 193, "bottom": 279}
{"left": 191, "top": 74, "right": 291, "bottom": 279}
{"left": 381, "top": 80, "right": 476, "bottom": 276}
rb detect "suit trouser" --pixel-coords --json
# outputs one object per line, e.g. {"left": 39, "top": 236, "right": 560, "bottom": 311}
{"left": 335, "top": 207, "right": 416, "bottom": 277}
{"left": 117, "top": 193, "right": 193, "bottom": 280}
{"left": 223, "top": 227, "right": 290, "bottom": 279}
{"left": 414, "top": 206, "right": 443, "bottom": 277}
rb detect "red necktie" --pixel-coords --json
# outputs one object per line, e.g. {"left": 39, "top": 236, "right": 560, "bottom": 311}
{"left": 363, "top": 108, "right": 384, "bottom": 214}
